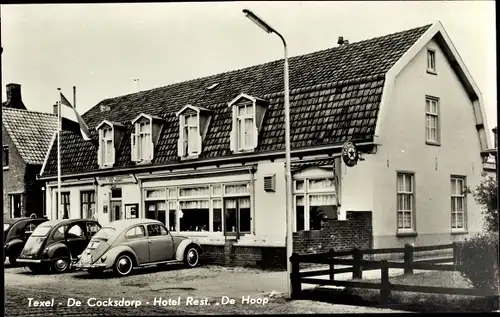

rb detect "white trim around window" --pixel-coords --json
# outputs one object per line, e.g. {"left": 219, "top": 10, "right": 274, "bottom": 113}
{"left": 450, "top": 175, "right": 467, "bottom": 233}
{"left": 132, "top": 120, "right": 153, "bottom": 163}
{"left": 98, "top": 126, "right": 115, "bottom": 167}
{"left": 425, "top": 96, "right": 440, "bottom": 145}
{"left": 396, "top": 172, "right": 417, "bottom": 235}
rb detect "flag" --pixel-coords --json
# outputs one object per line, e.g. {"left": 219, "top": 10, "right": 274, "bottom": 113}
{"left": 59, "top": 92, "right": 91, "bottom": 141}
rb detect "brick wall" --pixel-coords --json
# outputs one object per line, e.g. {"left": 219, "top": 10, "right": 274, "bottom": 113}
{"left": 2, "top": 126, "right": 26, "bottom": 218}
{"left": 198, "top": 211, "right": 372, "bottom": 269}
{"left": 2, "top": 126, "right": 44, "bottom": 218}
{"left": 293, "top": 211, "right": 373, "bottom": 254}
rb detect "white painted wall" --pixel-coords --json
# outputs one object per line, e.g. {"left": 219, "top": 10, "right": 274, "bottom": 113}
{"left": 373, "top": 37, "right": 485, "bottom": 248}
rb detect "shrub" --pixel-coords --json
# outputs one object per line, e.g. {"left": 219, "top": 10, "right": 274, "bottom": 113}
{"left": 473, "top": 175, "right": 498, "bottom": 233}
{"left": 456, "top": 232, "right": 499, "bottom": 294}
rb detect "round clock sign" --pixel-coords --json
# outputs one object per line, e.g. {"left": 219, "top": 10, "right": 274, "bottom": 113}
{"left": 342, "top": 141, "right": 359, "bottom": 167}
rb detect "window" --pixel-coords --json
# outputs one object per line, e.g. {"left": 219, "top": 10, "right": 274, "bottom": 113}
{"left": 147, "top": 224, "right": 168, "bottom": 237}
{"left": 397, "top": 173, "right": 415, "bottom": 231}
{"left": 451, "top": 176, "right": 467, "bottom": 230}
{"left": 111, "top": 188, "right": 122, "bottom": 199}
{"left": 100, "top": 128, "right": 114, "bottom": 166}
{"left": 162, "top": 182, "right": 251, "bottom": 234}
{"left": 293, "top": 178, "right": 338, "bottom": 231}
{"left": 10, "top": 194, "right": 22, "bottom": 218}
{"left": 425, "top": 97, "right": 439, "bottom": 144}
{"left": 183, "top": 114, "right": 199, "bottom": 156}
{"left": 80, "top": 191, "right": 96, "bottom": 219}
{"left": 132, "top": 120, "right": 152, "bottom": 162}
{"left": 3, "top": 145, "right": 8, "bottom": 168}
{"left": 67, "top": 224, "right": 84, "bottom": 238}
{"left": 237, "top": 103, "right": 254, "bottom": 150}
{"left": 145, "top": 201, "right": 166, "bottom": 226}
{"left": 56, "top": 192, "right": 71, "bottom": 219}
{"left": 86, "top": 222, "right": 100, "bottom": 236}
{"left": 125, "top": 226, "right": 145, "bottom": 239}
{"left": 427, "top": 49, "right": 436, "bottom": 72}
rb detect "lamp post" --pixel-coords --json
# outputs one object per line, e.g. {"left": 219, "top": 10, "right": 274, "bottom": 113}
{"left": 243, "top": 9, "right": 294, "bottom": 298}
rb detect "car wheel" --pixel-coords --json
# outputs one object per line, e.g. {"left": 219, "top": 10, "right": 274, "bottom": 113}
{"left": 51, "top": 256, "right": 71, "bottom": 274}
{"left": 113, "top": 254, "right": 134, "bottom": 277}
{"left": 184, "top": 246, "right": 200, "bottom": 268}
{"left": 8, "top": 249, "right": 21, "bottom": 266}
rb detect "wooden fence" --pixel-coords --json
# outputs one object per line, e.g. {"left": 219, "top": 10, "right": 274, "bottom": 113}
{"left": 290, "top": 243, "right": 497, "bottom": 307}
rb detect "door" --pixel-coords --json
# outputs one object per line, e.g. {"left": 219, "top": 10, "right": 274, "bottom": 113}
{"left": 110, "top": 201, "right": 123, "bottom": 221}
{"left": 65, "top": 223, "right": 89, "bottom": 258}
{"left": 146, "top": 224, "right": 174, "bottom": 263}
{"left": 124, "top": 225, "right": 149, "bottom": 265}
{"left": 224, "top": 197, "right": 251, "bottom": 239}
{"left": 11, "top": 194, "right": 22, "bottom": 218}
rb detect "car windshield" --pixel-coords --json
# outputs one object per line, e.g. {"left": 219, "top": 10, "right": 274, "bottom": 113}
{"left": 4, "top": 224, "right": 10, "bottom": 231}
{"left": 93, "top": 227, "right": 116, "bottom": 240}
{"left": 31, "top": 225, "right": 52, "bottom": 237}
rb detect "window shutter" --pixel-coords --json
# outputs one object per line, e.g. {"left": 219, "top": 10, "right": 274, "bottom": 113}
{"left": 111, "top": 143, "right": 116, "bottom": 165}
{"left": 97, "top": 130, "right": 103, "bottom": 166}
{"left": 131, "top": 133, "right": 138, "bottom": 162}
{"left": 230, "top": 107, "right": 238, "bottom": 152}
{"left": 149, "top": 137, "right": 154, "bottom": 161}
{"left": 253, "top": 123, "right": 258, "bottom": 149}
{"left": 178, "top": 116, "right": 185, "bottom": 157}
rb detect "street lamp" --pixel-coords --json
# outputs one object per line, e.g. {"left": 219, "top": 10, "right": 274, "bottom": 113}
{"left": 243, "top": 9, "right": 294, "bottom": 298}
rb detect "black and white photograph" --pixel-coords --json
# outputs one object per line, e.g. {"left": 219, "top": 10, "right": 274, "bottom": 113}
{"left": 1, "top": 1, "right": 498, "bottom": 315}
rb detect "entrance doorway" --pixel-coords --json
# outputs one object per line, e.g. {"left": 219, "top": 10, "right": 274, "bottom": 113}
{"left": 110, "top": 188, "right": 123, "bottom": 221}
{"left": 11, "top": 194, "right": 22, "bottom": 218}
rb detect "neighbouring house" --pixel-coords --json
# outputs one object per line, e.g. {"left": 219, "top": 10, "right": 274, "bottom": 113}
{"left": 38, "top": 22, "right": 492, "bottom": 268}
{"left": 2, "top": 83, "right": 59, "bottom": 218}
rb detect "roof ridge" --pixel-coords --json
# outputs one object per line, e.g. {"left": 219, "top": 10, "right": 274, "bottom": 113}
{"left": 2, "top": 107, "right": 57, "bottom": 117}
{"left": 97, "top": 23, "right": 431, "bottom": 105}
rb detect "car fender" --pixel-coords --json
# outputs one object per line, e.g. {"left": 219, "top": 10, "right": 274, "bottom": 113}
{"left": 5, "top": 239, "right": 24, "bottom": 254}
{"left": 46, "top": 243, "right": 72, "bottom": 258}
{"left": 100, "top": 245, "right": 139, "bottom": 268}
{"left": 175, "top": 239, "right": 201, "bottom": 262}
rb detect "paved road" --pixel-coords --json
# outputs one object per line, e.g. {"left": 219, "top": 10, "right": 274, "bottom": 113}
{"left": 5, "top": 262, "right": 409, "bottom": 316}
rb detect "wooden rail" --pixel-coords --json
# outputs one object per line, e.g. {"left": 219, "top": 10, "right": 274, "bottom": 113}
{"left": 290, "top": 242, "right": 496, "bottom": 306}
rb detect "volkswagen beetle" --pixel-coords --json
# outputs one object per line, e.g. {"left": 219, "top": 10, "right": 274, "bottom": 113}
{"left": 4, "top": 217, "right": 47, "bottom": 266}
{"left": 17, "top": 219, "right": 101, "bottom": 273}
{"left": 75, "top": 218, "right": 202, "bottom": 276}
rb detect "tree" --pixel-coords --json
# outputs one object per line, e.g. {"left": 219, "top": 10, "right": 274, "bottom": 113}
{"left": 473, "top": 175, "right": 498, "bottom": 233}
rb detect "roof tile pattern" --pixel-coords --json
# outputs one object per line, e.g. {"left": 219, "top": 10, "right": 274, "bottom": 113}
{"left": 43, "top": 24, "right": 431, "bottom": 176}
{"left": 2, "top": 107, "right": 58, "bottom": 165}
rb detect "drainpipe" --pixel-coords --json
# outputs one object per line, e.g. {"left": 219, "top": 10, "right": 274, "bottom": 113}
{"left": 249, "top": 167, "right": 256, "bottom": 236}
{"left": 138, "top": 178, "right": 143, "bottom": 218}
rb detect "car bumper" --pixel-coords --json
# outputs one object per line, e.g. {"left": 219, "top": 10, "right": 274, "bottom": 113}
{"left": 17, "top": 258, "right": 45, "bottom": 264}
{"left": 74, "top": 262, "right": 107, "bottom": 269}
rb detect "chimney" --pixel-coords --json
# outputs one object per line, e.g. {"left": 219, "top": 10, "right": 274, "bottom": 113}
{"left": 4, "top": 83, "right": 27, "bottom": 110}
{"left": 53, "top": 103, "right": 58, "bottom": 115}
{"left": 337, "top": 36, "right": 344, "bottom": 46}
{"left": 344, "top": 40, "right": 349, "bottom": 45}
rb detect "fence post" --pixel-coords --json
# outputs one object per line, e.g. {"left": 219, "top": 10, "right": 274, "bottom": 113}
{"left": 352, "top": 248, "right": 363, "bottom": 279}
{"left": 452, "top": 242, "right": 459, "bottom": 268}
{"left": 380, "top": 260, "right": 391, "bottom": 307}
{"left": 404, "top": 243, "right": 414, "bottom": 275}
{"left": 328, "top": 249, "right": 335, "bottom": 281}
{"left": 290, "top": 253, "right": 301, "bottom": 299}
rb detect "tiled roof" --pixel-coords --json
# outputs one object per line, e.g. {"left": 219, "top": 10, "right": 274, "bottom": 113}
{"left": 42, "top": 24, "right": 431, "bottom": 177}
{"left": 2, "top": 107, "right": 58, "bottom": 165}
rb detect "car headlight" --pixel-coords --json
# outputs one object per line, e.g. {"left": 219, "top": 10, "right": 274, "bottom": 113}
{"left": 100, "top": 256, "right": 107, "bottom": 262}
{"left": 44, "top": 248, "right": 49, "bottom": 254}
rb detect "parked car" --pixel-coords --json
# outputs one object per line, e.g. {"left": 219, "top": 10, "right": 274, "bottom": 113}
{"left": 4, "top": 217, "right": 47, "bottom": 266}
{"left": 75, "top": 218, "right": 202, "bottom": 276}
{"left": 16, "top": 219, "right": 101, "bottom": 274}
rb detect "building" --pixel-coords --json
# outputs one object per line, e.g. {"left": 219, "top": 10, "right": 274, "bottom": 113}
{"left": 39, "top": 22, "right": 492, "bottom": 267}
{"left": 2, "top": 83, "right": 59, "bottom": 218}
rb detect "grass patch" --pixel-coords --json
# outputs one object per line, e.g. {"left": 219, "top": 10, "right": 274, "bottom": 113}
{"left": 301, "top": 271, "right": 499, "bottom": 312}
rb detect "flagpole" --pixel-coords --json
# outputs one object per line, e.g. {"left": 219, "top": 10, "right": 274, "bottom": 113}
{"left": 57, "top": 90, "right": 62, "bottom": 220}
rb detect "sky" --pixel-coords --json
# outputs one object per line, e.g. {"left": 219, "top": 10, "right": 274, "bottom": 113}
{"left": 1, "top": 1, "right": 497, "bottom": 138}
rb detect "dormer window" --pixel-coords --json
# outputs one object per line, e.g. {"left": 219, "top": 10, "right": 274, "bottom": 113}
{"left": 228, "top": 93, "right": 268, "bottom": 153}
{"left": 131, "top": 113, "right": 165, "bottom": 164}
{"left": 176, "top": 105, "right": 211, "bottom": 159}
{"left": 95, "top": 120, "right": 126, "bottom": 168}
